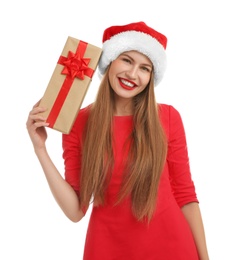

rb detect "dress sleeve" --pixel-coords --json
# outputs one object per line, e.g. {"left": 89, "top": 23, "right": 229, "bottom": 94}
{"left": 62, "top": 106, "right": 91, "bottom": 195}
{"left": 167, "top": 105, "right": 199, "bottom": 207}
{"left": 62, "top": 125, "right": 81, "bottom": 195}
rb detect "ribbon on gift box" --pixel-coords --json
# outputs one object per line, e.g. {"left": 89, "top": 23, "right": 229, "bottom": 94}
{"left": 46, "top": 41, "right": 94, "bottom": 128}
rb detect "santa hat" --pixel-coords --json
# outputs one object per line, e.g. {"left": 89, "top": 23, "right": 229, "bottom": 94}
{"left": 98, "top": 21, "right": 167, "bottom": 86}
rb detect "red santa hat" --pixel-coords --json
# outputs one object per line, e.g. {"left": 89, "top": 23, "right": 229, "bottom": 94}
{"left": 98, "top": 21, "right": 167, "bottom": 86}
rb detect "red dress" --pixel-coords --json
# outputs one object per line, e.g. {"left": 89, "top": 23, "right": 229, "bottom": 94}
{"left": 62, "top": 104, "right": 199, "bottom": 260}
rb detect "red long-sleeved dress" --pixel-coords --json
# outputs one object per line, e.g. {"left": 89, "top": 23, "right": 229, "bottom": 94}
{"left": 62, "top": 104, "right": 199, "bottom": 260}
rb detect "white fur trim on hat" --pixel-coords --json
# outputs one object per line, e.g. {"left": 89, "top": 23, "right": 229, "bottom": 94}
{"left": 98, "top": 30, "right": 167, "bottom": 86}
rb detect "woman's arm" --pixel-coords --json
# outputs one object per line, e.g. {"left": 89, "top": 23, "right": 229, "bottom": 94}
{"left": 35, "top": 147, "right": 84, "bottom": 222}
{"left": 165, "top": 106, "right": 209, "bottom": 259}
{"left": 26, "top": 101, "right": 84, "bottom": 222}
{"left": 181, "top": 202, "right": 209, "bottom": 260}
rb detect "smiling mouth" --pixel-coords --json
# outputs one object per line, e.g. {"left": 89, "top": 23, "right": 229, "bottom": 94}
{"left": 119, "top": 78, "right": 137, "bottom": 90}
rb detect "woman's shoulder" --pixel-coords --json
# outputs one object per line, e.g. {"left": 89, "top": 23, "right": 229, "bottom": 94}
{"left": 69, "top": 104, "right": 92, "bottom": 134}
{"left": 157, "top": 103, "right": 181, "bottom": 117}
{"left": 157, "top": 103, "right": 184, "bottom": 135}
{"left": 76, "top": 104, "right": 92, "bottom": 120}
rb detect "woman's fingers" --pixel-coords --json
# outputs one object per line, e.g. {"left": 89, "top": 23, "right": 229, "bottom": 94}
{"left": 32, "top": 99, "right": 42, "bottom": 108}
{"left": 26, "top": 103, "right": 49, "bottom": 130}
{"left": 29, "top": 107, "right": 46, "bottom": 121}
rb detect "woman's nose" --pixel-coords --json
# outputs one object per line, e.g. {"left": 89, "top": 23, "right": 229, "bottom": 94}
{"left": 125, "top": 65, "right": 138, "bottom": 79}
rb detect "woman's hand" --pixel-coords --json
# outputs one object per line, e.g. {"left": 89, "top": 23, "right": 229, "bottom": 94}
{"left": 26, "top": 100, "right": 49, "bottom": 151}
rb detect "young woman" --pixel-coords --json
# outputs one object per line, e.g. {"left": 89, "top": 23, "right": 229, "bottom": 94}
{"left": 26, "top": 21, "right": 209, "bottom": 259}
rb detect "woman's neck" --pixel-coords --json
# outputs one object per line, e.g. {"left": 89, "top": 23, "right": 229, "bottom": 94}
{"left": 113, "top": 97, "right": 133, "bottom": 116}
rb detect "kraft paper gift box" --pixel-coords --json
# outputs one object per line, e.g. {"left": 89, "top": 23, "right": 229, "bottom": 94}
{"left": 39, "top": 36, "right": 102, "bottom": 134}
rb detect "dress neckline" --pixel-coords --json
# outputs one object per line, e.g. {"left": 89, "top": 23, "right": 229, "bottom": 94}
{"left": 113, "top": 114, "right": 133, "bottom": 118}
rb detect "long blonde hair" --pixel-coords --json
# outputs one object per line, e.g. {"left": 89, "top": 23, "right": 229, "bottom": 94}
{"left": 80, "top": 68, "right": 167, "bottom": 222}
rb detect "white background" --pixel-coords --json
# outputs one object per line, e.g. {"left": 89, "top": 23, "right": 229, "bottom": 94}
{"left": 1, "top": 0, "right": 237, "bottom": 259}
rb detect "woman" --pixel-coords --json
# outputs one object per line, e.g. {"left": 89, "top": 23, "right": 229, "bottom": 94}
{"left": 26, "top": 21, "right": 209, "bottom": 259}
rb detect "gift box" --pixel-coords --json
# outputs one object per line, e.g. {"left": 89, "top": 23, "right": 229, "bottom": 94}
{"left": 39, "top": 36, "right": 102, "bottom": 134}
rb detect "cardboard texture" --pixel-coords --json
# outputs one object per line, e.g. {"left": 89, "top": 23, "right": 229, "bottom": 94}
{"left": 39, "top": 36, "right": 102, "bottom": 134}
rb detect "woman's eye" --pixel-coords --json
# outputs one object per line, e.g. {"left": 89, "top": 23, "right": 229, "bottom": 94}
{"left": 122, "top": 58, "right": 131, "bottom": 63}
{"left": 141, "top": 66, "right": 150, "bottom": 72}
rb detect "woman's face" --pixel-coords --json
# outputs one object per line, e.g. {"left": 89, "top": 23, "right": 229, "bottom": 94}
{"left": 108, "top": 51, "right": 152, "bottom": 100}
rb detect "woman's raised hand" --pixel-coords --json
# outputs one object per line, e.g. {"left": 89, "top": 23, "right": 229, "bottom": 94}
{"left": 26, "top": 100, "right": 49, "bottom": 151}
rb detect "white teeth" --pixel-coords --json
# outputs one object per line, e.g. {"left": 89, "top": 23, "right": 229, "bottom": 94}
{"left": 121, "top": 79, "right": 134, "bottom": 87}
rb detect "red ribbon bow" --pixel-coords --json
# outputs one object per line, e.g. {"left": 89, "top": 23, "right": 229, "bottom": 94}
{"left": 58, "top": 50, "right": 93, "bottom": 79}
